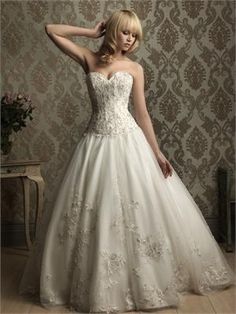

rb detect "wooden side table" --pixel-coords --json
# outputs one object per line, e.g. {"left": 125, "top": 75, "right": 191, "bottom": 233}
{"left": 1, "top": 160, "right": 45, "bottom": 255}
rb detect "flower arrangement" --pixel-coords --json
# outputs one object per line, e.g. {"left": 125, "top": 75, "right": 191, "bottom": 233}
{"left": 1, "top": 92, "right": 35, "bottom": 155}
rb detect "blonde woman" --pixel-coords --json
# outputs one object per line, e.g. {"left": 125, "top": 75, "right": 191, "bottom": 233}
{"left": 19, "top": 9, "right": 235, "bottom": 313}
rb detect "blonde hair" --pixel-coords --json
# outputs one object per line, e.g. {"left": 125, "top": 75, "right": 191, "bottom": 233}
{"left": 98, "top": 9, "right": 143, "bottom": 63}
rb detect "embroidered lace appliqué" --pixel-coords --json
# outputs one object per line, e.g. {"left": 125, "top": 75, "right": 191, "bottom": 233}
{"left": 83, "top": 72, "right": 139, "bottom": 137}
{"left": 42, "top": 189, "right": 234, "bottom": 312}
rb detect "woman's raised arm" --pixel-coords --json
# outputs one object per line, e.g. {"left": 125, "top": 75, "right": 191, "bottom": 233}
{"left": 45, "top": 22, "right": 105, "bottom": 71}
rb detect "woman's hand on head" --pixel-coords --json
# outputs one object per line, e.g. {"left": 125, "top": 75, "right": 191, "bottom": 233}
{"left": 155, "top": 151, "right": 173, "bottom": 178}
{"left": 92, "top": 21, "right": 106, "bottom": 38}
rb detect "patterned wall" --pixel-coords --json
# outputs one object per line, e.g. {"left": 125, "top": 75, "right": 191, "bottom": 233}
{"left": 1, "top": 1, "right": 235, "bottom": 230}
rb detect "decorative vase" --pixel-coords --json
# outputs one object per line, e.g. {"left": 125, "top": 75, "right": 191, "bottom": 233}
{"left": 1, "top": 133, "right": 15, "bottom": 163}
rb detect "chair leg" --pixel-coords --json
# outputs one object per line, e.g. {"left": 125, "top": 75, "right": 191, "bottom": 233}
{"left": 226, "top": 201, "right": 233, "bottom": 252}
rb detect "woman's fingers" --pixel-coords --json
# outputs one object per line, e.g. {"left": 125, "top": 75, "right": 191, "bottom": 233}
{"left": 93, "top": 21, "right": 106, "bottom": 38}
{"left": 163, "top": 160, "right": 173, "bottom": 178}
{"left": 98, "top": 21, "right": 106, "bottom": 36}
{"left": 162, "top": 163, "right": 168, "bottom": 178}
{"left": 167, "top": 161, "right": 173, "bottom": 176}
{"left": 98, "top": 30, "right": 106, "bottom": 37}
{"left": 99, "top": 20, "right": 106, "bottom": 30}
{"left": 100, "top": 26, "right": 106, "bottom": 36}
{"left": 156, "top": 153, "right": 173, "bottom": 178}
{"left": 101, "top": 20, "right": 106, "bottom": 27}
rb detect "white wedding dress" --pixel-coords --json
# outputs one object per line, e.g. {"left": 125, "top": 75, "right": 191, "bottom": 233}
{"left": 19, "top": 71, "right": 235, "bottom": 313}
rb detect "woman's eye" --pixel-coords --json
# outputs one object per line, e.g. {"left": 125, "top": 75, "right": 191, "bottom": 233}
{"left": 122, "top": 31, "right": 136, "bottom": 38}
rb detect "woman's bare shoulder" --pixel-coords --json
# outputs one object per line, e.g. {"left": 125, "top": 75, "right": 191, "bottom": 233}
{"left": 128, "top": 61, "right": 143, "bottom": 79}
{"left": 123, "top": 58, "right": 142, "bottom": 71}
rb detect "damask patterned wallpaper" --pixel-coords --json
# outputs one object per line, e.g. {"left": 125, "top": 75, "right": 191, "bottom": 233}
{"left": 1, "top": 1, "right": 235, "bottom": 232}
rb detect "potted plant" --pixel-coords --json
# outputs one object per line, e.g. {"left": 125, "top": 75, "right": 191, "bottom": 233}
{"left": 1, "top": 92, "right": 35, "bottom": 161}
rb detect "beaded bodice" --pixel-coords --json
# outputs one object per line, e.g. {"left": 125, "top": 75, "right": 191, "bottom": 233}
{"left": 83, "top": 71, "right": 139, "bottom": 136}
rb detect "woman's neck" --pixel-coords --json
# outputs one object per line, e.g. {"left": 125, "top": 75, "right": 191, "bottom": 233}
{"left": 112, "top": 50, "right": 126, "bottom": 60}
{"left": 95, "top": 48, "right": 128, "bottom": 64}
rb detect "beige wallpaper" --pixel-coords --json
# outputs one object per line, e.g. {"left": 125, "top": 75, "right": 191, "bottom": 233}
{"left": 1, "top": 1, "right": 235, "bottom": 231}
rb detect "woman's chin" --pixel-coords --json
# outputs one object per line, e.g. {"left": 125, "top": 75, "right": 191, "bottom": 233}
{"left": 121, "top": 47, "right": 130, "bottom": 53}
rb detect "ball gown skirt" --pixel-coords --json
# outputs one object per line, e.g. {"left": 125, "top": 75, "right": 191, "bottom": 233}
{"left": 18, "top": 71, "right": 235, "bottom": 313}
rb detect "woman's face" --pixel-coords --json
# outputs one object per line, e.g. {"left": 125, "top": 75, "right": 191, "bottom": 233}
{"left": 116, "top": 28, "right": 137, "bottom": 52}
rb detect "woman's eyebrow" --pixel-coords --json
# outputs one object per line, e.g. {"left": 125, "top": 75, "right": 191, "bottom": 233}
{"left": 125, "top": 29, "right": 136, "bottom": 34}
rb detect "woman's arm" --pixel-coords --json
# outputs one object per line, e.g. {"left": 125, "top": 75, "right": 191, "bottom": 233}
{"left": 45, "top": 22, "right": 105, "bottom": 71}
{"left": 132, "top": 64, "right": 173, "bottom": 178}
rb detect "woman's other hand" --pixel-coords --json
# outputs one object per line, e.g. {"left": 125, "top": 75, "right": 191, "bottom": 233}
{"left": 156, "top": 151, "right": 173, "bottom": 178}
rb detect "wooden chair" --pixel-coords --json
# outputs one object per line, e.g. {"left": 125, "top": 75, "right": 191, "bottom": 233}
{"left": 218, "top": 167, "right": 235, "bottom": 252}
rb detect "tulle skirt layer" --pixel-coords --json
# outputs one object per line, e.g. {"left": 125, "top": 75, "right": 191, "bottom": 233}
{"left": 19, "top": 126, "right": 235, "bottom": 313}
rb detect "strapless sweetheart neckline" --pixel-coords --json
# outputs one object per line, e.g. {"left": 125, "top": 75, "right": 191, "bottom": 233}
{"left": 86, "top": 71, "right": 133, "bottom": 81}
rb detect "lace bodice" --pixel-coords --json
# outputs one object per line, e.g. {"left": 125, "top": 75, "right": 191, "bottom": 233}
{"left": 83, "top": 71, "right": 139, "bottom": 136}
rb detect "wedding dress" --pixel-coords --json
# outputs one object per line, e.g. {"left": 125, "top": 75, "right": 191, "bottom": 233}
{"left": 19, "top": 71, "right": 235, "bottom": 313}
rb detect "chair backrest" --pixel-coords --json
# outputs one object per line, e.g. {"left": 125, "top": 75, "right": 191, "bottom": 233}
{"left": 218, "top": 167, "right": 235, "bottom": 202}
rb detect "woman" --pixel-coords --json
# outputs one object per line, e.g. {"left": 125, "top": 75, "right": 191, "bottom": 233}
{"left": 19, "top": 9, "right": 235, "bottom": 313}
